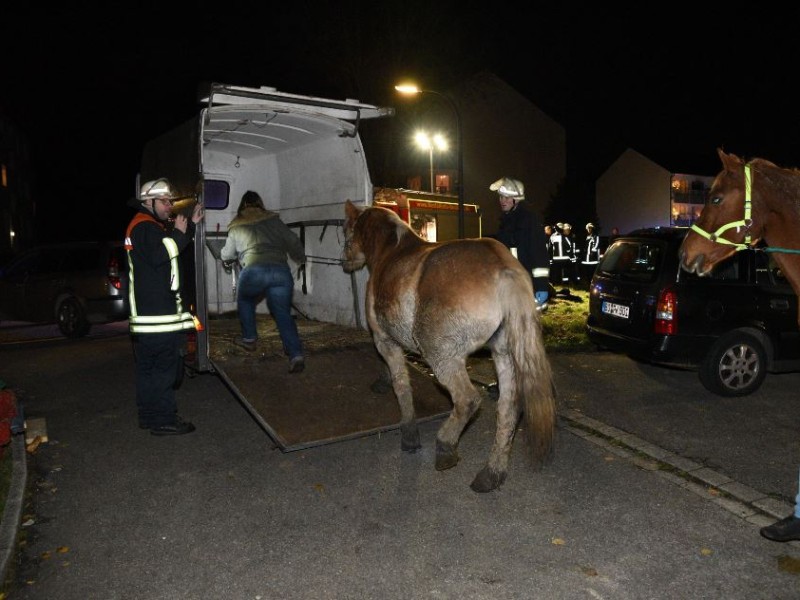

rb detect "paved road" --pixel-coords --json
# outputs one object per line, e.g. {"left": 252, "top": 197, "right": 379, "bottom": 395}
{"left": 2, "top": 327, "right": 799, "bottom": 598}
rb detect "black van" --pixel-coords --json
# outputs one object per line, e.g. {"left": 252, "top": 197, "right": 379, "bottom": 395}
{"left": 586, "top": 227, "right": 800, "bottom": 396}
{"left": 0, "top": 241, "right": 129, "bottom": 338}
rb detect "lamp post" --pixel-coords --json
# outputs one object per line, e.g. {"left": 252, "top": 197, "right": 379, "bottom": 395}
{"left": 395, "top": 83, "right": 465, "bottom": 238}
{"left": 414, "top": 131, "right": 447, "bottom": 193}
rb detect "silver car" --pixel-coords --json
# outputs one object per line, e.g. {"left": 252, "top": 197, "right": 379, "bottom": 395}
{"left": 0, "top": 241, "right": 129, "bottom": 337}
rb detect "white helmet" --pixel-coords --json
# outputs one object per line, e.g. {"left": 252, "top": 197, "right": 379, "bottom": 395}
{"left": 139, "top": 178, "right": 178, "bottom": 202}
{"left": 489, "top": 177, "right": 525, "bottom": 200}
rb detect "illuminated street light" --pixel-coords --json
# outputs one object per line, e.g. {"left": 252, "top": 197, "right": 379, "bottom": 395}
{"left": 395, "top": 82, "right": 465, "bottom": 238}
{"left": 414, "top": 131, "right": 448, "bottom": 193}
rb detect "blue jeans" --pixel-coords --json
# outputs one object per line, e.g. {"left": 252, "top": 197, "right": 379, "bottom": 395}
{"left": 237, "top": 263, "right": 303, "bottom": 359}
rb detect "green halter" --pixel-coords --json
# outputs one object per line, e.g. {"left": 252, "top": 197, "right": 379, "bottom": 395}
{"left": 689, "top": 163, "right": 753, "bottom": 251}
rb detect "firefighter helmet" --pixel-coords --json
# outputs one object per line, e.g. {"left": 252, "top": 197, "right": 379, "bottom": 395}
{"left": 139, "top": 178, "right": 178, "bottom": 202}
{"left": 489, "top": 177, "right": 525, "bottom": 200}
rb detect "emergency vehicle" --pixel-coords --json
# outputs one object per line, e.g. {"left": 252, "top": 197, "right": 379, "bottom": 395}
{"left": 373, "top": 187, "right": 481, "bottom": 241}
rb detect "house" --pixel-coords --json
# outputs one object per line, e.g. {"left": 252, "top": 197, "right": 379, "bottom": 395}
{"left": 595, "top": 148, "right": 714, "bottom": 235}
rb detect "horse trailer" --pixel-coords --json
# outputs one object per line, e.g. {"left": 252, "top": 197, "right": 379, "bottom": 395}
{"left": 138, "top": 83, "right": 394, "bottom": 374}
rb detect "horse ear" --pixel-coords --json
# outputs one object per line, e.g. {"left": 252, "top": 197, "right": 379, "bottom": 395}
{"left": 344, "top": 199, "right": 361, "bottom": 221}
{"left": 718, "top": 148, "right": 742, "bottom": 171}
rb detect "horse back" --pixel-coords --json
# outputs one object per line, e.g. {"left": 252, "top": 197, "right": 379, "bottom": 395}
{"left": 367, "top": 237, "right": 532, "bottom": 350}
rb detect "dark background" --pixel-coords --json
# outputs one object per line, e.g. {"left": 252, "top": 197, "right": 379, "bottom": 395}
{"left": 3, "top": 4, "right": 800, "bottom": 243}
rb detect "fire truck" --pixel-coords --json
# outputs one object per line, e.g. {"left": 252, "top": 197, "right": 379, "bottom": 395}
{"left": 373, "top": 187, "right": 482, "bottom": 241}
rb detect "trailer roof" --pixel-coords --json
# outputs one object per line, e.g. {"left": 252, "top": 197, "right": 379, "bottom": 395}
{"left": 201, "top": 83, "right": 394, "bottom": 121}
{"left": 197, "top": 83, "right": 394, "bottom": 159}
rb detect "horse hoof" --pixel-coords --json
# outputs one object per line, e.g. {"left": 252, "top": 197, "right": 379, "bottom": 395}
{"left": 400, "top": 426, "right": 421, "bottom": 452}
{"left": 435, "top": 440, "right": 459, "bottom": 471}
{"left": 470, "top": 467, "right": 507, "bottom": 493}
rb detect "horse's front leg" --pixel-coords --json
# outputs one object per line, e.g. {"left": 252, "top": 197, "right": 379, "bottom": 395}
{"left": 373, "top": 336, "right": 420, "bottom": 452}
{"left": 369, "top": 359, "right": 393, "bottom": 394}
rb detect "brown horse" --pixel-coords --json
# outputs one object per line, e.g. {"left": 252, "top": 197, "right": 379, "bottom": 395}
{"left": 341, "top": 200, "right": 556, "bottom": 492}
{"left": 680, "top": 149, "right": 800, "bottom": 322}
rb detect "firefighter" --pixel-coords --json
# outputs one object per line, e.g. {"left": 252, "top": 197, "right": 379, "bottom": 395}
{"left": 125, "top": 178, "right": 204, "bottom": 435}
{"left": 550, "top": 222, "right": 576, "bottom": 286}
{"left": 487, "top": 177, "right": 550, "bottom": 310}
{"left": 580, "top": 222, "right": 601, "bottom": 288}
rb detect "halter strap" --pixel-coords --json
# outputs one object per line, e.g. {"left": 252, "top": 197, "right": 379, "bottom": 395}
{"left": 689, "top": 163, "right": 753, "bottom": 251}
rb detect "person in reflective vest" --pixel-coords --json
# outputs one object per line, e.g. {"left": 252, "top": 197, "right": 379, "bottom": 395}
{"left": 487, "top": 177, "right": 551, "bottom": 311}
{"left": 550, "top": 222, "right": 579, "bottom": 285}
{"left": 580, "top": 222, "right": 601, "bottom": 289}
{"left": 124, "top": 178, "right": 204, "bottom": 436}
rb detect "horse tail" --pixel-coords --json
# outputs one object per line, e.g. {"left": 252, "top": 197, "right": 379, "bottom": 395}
{"left": 502, "top": 272, "right": 556, "bottom": 466}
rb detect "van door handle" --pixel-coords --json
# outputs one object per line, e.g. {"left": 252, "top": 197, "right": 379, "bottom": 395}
{"left": 770, "top": 299, "right": 790, "bottom": 310}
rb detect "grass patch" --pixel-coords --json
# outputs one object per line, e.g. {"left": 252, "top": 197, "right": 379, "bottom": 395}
{"left": 540, "top": 288, "right": 594, "bottom": 352}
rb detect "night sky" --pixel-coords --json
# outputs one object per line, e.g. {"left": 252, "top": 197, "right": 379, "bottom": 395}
{"left": 4, "top": 4, "right": 800, "bottom": 243}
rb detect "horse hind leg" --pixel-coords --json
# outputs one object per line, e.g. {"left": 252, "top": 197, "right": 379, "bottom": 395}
{"left": 431, "top": 359, "right": 483, "bottom": 472}
{"left": 470, "top": 351, "right": 517, "bottom": 493}
{"left": 374, "top": 338, "right": 420, "bottom": 452}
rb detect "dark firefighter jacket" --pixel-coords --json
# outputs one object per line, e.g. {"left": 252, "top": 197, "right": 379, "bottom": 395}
{"left": 490, "top": 201, "right": 551, "bottom": 294}
{"left": 124, "top": 208, "right": 197, "bottom": 334}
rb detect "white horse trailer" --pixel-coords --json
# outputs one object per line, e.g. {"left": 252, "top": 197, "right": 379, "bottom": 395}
{"left": 139, "top": 83, "right": 394, "bottom": 373}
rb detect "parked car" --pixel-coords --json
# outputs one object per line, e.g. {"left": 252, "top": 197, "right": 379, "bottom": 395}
{"left": 0, "top": 241, "right": 129, "bottom": 338}
{"left": 586, "top": 227, "right": 800, "bottom": 396}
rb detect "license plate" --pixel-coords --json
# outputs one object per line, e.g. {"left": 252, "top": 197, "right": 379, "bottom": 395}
{"left": 602, "top": 301, "right": 630, "bottom": 319}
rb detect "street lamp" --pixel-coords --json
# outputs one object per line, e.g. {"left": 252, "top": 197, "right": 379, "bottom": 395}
{"left": 395, "top": 83, "right": 465, "bottom": 238}
{"left": 414, "top": 131, "right": 447, "bottom": 193}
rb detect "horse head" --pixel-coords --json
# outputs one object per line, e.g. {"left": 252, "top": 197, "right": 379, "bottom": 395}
{"left": 679, "top": 148, "right": 766, "bottom": 275}
{"left": 341, "top": 199, "right": 413, "bottom": 273}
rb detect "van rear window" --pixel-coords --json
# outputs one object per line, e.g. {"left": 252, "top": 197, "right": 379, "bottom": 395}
{"left": 597, "top": 241, "right": 662, "bottom": 283}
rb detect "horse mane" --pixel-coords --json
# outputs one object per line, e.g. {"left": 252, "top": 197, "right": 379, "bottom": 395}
{"left": 358, "top": 206, "right": 424, "bottom": 256}
{"left": 749, "top": 157, "right": 800, "bottom": 217}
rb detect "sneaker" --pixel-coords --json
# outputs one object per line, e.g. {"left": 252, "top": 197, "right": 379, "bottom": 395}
{"left": 289, "top": 356, "right": 305, "bottom": 374}
{"left": 150, "top": 416, "right": 196, "bottom": 436}
{"left": 233, "top": 336, "right": 257, "bottom": 352}
{"left": 760, "top": 514, "right": 800, "bottom": 542}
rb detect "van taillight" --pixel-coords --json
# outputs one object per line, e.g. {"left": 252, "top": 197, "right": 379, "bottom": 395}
{"left": 108, "top": 256, "right": 122, "bottom": 290}
{"left": 654, "top": 288, "right": 677, "bottom": 335}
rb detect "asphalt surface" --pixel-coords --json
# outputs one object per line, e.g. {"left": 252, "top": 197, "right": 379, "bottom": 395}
{"left": 1, "top": 323, "right": 799, "bottom": 599}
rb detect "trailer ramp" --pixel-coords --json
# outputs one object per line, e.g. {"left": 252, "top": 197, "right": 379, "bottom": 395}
{"left": 208, "top": 317, "right": 454, "bottom": 451}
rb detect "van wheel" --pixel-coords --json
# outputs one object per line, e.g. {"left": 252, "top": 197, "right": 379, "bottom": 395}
{"left": 699, "top": 331, "right": 767, "bottom": 397}
{"left": 57, "top": 297, "right": 90, "bottom": 338}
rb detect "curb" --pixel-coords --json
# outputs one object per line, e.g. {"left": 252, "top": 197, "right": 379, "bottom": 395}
{"left": 559, "top": 408, "right": 795, "bottom": 532}
{"left": 0, "top": 434, "right": 27, "bottom": 588}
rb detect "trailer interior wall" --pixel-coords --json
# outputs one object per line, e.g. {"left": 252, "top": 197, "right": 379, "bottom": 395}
{"left": 200, "top": 112, "right": 371, "bottom": 328}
